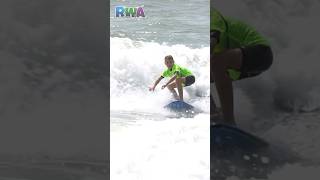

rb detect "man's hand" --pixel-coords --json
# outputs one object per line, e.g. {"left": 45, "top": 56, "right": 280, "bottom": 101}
{"left": 161, "top": 84, "right": 167, "bottom": 89}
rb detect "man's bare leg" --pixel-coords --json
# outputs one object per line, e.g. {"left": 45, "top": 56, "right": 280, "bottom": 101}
{"left": 212, "top": 49, "right": 242, "bottom": 126}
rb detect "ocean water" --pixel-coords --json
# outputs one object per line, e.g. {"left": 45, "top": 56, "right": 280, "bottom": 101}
{"left": 110, "top": 0, "right": 209, "bottom": 48}
{"left": 213, "top": 0, "right": 320, "bottom": 179}
{"left": 110, "top": 0, "right": 210, "bottom": 179}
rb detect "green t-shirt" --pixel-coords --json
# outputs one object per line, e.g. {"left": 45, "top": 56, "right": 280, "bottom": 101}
{"left": 162, "top": 64, "right": 192, "bottom": 78}
{"left": 211, "top": 9, "right": 270, "bottom": 80}
{"left": 211, "top": 9, "right": 270, "bottom": 54}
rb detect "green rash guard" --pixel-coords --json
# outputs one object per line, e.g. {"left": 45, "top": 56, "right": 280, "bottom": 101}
{"left": 162, "top": 64, "right": 193, "bottom": 78}
{"left": 211, "top": 9, "right": 270, "bottom": 54}
{"left": 211, "top": 9, "right": 270, "bottom": 80}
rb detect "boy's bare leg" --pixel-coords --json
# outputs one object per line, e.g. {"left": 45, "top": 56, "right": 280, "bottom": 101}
{"left": 211, "top": 49, "right": 242, "bottom": 126}
{"left": 210, "top": 95, "right": 223, "bottom": 124}
{"left": 167, "top": 83, "right": 179, "bottom": 100}
{"left": 175, "top": 77, "right": 186, "bottom": 101}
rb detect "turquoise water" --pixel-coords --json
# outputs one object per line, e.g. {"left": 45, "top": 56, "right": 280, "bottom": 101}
{"left": 110, "top": 0, "right": 209, "bottom": 48}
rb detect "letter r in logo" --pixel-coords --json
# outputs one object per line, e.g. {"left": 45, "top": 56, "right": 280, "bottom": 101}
{"left": 115, "top": 6, "right": 125, "bottom": 17}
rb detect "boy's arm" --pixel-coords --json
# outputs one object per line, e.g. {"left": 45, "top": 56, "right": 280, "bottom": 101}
{"left": 211, "top": 30, "right": 220, "bottom": 54}
{"left": 212, "top": 38, "right": 218, "bottom": 48}
{"left": 210, "top": 30, "right": 220, "bottom": 83}
{"left": 162, "top": 75, "right": 177, "bottom": 89}
{"left": 149, "top": 76, "right": 163, "bottom": 91}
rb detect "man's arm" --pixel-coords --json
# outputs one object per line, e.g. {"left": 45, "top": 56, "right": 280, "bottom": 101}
{"left": 149, "top": 76, "right": 164, "bottom": 91}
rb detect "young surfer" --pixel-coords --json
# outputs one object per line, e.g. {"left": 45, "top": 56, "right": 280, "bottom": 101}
{"left": 149, "top": 55, "right": 195, "bottom": 101}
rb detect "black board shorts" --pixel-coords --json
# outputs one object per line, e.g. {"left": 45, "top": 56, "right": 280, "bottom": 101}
{"left": 239, "top": 45, "right": 273, "bottom": 79}
{"left": 184, "top": 75, "right": 195, "bottom": 86}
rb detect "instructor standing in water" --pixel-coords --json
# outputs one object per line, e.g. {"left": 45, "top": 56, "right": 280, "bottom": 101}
{"left": 149, "top": 55, "right": 195, "bottom": 101}
{"left": 211, "top": 8, "right": 273, "bottom": 126}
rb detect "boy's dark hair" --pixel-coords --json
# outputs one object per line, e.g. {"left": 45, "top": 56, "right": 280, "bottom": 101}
{"left": 165, "top": 55, "right": 174, "bottom": 61}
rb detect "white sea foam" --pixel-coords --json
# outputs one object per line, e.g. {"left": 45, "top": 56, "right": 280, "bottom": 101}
{"left": 110, "top": 37, "right": 210, "bottom": 180}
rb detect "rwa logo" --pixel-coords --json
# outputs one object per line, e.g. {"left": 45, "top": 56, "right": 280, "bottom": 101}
{"left": 115, "top": 6, "right": 145, "bottom": 17}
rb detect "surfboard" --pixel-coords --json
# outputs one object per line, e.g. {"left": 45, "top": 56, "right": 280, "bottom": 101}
{"left": 211, "top": 124, "right": 297, "bottom": 179}
{"left": 164, "top": 100, "right": 195, "bottom": 113}
{"left": 211, "top": 124, "right": 268, "bottom": 153}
